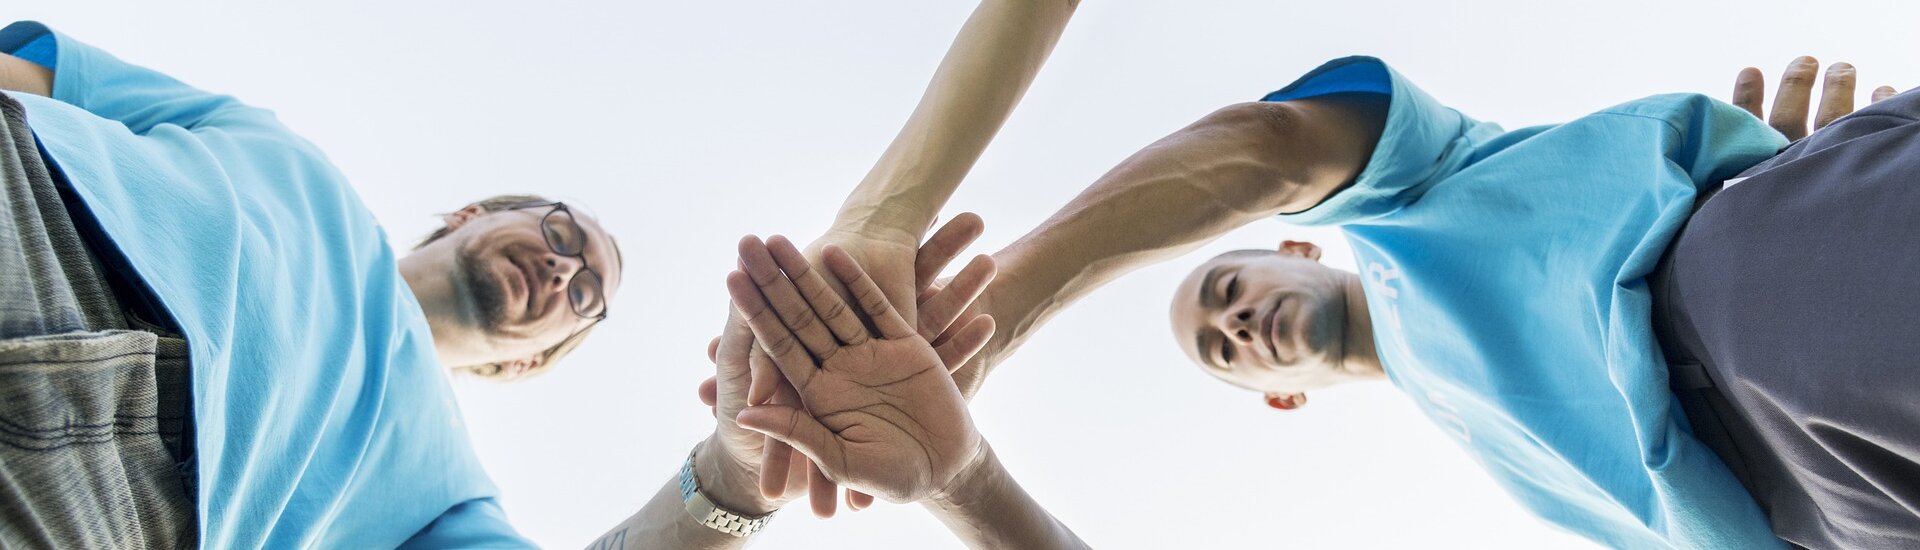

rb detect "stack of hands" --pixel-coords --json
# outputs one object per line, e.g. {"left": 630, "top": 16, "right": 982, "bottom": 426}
{"left": 689, "top": 214, "right": 1004, "bottom": 522}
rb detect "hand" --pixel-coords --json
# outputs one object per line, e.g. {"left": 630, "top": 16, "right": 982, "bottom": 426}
{"left": 944, "top": 306, "right": 1004, "bottom": 399}
{"left": 727, "top": 237, "right": 996, "bottom": 504}
{"left": 727, "top": 215, "right": 993, "bottom": 517}
{"left": 1732, "top": 56, "right": 1900, "bottom": 141}
{"left": 744, "top": 213, "right": 986, "bottom": 405}
{"left": 688, "top": 311, "right": 791, "bottom": 517}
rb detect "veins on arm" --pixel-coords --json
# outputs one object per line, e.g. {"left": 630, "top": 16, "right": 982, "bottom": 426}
{"left": 586, "top": 527, "right": 628, "bottom": 550}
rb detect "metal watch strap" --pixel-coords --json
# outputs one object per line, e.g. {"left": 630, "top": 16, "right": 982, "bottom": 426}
{"left": 679, "top": 447, "right": 773, "bottom": 537}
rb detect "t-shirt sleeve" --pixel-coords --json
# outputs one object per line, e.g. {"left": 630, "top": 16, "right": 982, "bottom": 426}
{"left": 0, "top": 21, "right": 286, "bottom": 138}
{"left": 397, "top": 498, "right": 538, "bottom": 550}
{"left": 1261, "top": 56, "right": 1496, "bottom": 225}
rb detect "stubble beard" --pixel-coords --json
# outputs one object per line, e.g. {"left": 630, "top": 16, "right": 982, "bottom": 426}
{"left": 455, "top": 246, "right": 510, "bottom": 334}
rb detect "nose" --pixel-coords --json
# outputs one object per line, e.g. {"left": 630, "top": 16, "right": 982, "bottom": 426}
{"left": 1215, "top": 306, "right": 1257, "bottom": 345}
{"left": 540, "top": 253, "right": 583, "bottom": 291}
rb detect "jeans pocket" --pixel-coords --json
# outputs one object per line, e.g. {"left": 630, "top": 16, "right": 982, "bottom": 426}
{"left": 0, "top": 330, "right": 194, "bottom": 549}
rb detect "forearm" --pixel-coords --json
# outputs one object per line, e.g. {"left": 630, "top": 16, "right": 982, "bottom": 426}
{"left": 925, "top": 442, "right": 1088, "bottom": 550}
{"left": 832, "top": 0, "right": 1077, "bottom": 238}
{"left": 0, "top": 53, "right": 50, "bottom": 96}
{"left": 593, "top": 475, "right": 743, "bottom": 550}
{"left": 593, "top": 438, "right": 775, "bottom": 550}
{"left": 980, "top": 96, "right": 1386, "bottom": 368}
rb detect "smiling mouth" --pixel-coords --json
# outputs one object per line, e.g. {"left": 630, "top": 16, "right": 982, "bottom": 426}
{"left": 512, "top": 257, "right": 536, "bottom": 314}
{"left": 1264, "top": 297, "right": 1289, "bottom": 365}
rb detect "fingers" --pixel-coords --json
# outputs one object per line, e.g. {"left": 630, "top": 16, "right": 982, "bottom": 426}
{"left": 707, "top": 336, "right": 721, "bottom": 363}
{"left": 746, "top": 346, "right": 781, "bottom": 408}
{"left": 739, "top": 236, "right": 840, "bottom": 364}
{"left": 915, "top": 212, "right": 986, "bottom": 291}
{"left": 916, "top": 254, "right": 997, "bottom": 340}
{"left": 735, "top": 403, "right": 844, "bottom": 483}
{"left": 1815, "top": 62, "right": 1856, "bottom": 131}
{"left": 1873, "top": 85, "right": 1899, "bottom": 104}
{"left": 1769, "top": 56, "right": 1819, "bottom": 141}
{"left": 936, "top": 315, "right": 997, "bottom": 370}
{"left": 758, "top": 378, "right": 804, "bottom": 498}
{"left": 823, "top": 245, "right": 917, "bottom": 339}
{"left": 698, "top": 376, "right": 717, "bottom": 408}
{"left": 781, "top": 447, "right": 811, "bottom": 498}
{"left": 764, "top": 235, "right": 869, "bottom": 346}
{"left": 1732, "top": 67, "right": 1765, "bottom": 119}
{"left": 759, "top": 436, "right": 795, "bottom": 500}
{"left": 809, "top": 459, "right": 839, "bottom": 518}
{"left": 847, "top": 489, "right": 875, "bottom": 512}
{"left": 727, "top": 271, "right": 818, "bottom": 392}
{"left": 713, "top": 312, "right": 754, "bottom": 381}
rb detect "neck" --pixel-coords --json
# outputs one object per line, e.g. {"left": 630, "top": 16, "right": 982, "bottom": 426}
{"left": 1337, "top": 272, "right": 1384, "bottom": 381}
{"left": 398, "top": 254, "right": 489, "bottom": 369}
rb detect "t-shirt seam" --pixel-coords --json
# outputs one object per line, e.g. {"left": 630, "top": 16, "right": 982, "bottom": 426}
{"left": 1589, "top": 111, "right": 1685, "bottom": 142}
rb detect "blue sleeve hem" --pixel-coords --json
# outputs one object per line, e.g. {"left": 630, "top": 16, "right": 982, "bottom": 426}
{"left": 1260, "top": 56, "right": 1393, "bottom": 102}
{"left": 0, "top": 22, "right": 55, "bottom": 68}
{"left": 1263, "top": 57, "right": 1494, "bottom": 226}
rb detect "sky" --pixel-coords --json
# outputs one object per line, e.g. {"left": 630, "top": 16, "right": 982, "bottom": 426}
{"left": 14, "top": 1, "right": 1920, "bottom": 548}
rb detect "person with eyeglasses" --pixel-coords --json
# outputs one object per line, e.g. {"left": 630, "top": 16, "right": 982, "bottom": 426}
{"left": 402, "top": 197, "right": 617, "bottom": 382}
{"left": 0, "top": 19, "right": 651, "bottom": 547}
{"left": 0, "top": 6, "right": 1027, "bottom": 547}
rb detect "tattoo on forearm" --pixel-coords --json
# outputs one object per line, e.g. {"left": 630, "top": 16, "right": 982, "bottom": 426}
{"left": 586, "top": 528, "right": 627, "bottom": 550}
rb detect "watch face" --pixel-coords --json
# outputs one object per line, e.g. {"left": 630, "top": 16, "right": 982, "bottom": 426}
{"left": 677, "top": 454, "right": 700, "bottom": 502}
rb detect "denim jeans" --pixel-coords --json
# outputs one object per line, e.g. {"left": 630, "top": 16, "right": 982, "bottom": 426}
{"left": 0, "top": 91, "right": 195, "bottom": 549}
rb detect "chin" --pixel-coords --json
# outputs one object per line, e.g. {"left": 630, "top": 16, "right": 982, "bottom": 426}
{"left": 455, "top": 248, "right": 513, "bottom": 332}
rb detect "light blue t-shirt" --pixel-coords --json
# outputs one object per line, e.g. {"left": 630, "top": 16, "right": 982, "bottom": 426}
{"left": 1264, "top": 58, "right": 1788, "bottom": 548}
{"left": 0, "top": 22, "right": 533, "bottom": 549}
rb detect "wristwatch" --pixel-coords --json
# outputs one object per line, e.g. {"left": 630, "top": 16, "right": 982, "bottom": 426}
{"left": 679, "top": 446, "right": 774, "bottom": 537}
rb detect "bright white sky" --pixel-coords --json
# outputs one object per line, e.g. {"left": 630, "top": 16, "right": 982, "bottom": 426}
{"left": 15, "top": 1, "right": 1919, "bottom": 548}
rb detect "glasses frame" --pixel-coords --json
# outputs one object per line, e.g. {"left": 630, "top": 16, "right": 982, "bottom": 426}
{"left": 503, "top": 201, "right": 610, "bottom": 322}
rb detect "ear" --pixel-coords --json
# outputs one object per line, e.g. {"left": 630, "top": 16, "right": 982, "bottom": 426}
{"left": 1265, "top": 392, "right": 1308, "bottom": 411}
{"left": 1278, "top": 240, "right": 1323, "bottom": 262}
{"left": 441, "top": 204, "right": 489, "bottom": 232}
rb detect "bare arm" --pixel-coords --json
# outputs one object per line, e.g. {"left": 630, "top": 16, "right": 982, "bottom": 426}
{"left": 957, "top": 94, "right": 1388, "bottom": 394}
{"left": 588, "top": 437, "right": 772, "bottom": 550}
{"left": 759, "top": 0, "right": 1079, "bottom": 515}
{"left": 0, "top": 52, "right": 51, "bottom": 96}
{"left": 925, "top": 444, "right": 1088, "bottom": 550}
{"left": 831, "top": 0, "right": 1079, "bottom": 241}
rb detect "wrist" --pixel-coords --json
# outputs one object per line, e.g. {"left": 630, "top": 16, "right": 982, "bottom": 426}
{"left": 829, "top": 201, "right": 931, "bottom": 243}
{"left": 693, "top": 435, "right": 780, "bottom": 517}
{"left": 929, "top": 440, "right": 999, "bottom": 512}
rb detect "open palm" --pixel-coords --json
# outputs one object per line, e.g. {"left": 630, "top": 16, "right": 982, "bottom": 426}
{"left": 726, "top": 237, "right": 994, "bottom": 504}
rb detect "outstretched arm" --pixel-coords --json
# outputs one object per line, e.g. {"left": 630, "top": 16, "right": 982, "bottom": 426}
{"left": 831, "top": 0, "right": 1079, "bottom": 240}
{"left": 956, "top": 94, "right": 1388, "bottom": 395}
{"left": 747, "top": 0, "right": 1079, "bottom": 515}
{"left": 924, "top": 444, "right": 1084, "bottom": 550}
{"left": 806, "top": 0, "right": 1078, "bottom": 330}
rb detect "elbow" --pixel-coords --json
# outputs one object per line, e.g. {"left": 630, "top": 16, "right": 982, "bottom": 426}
{"left": 1187, "top": 101, "right": 1318, "bottom": 211}
{"left": 1199, "top": 101, "right": 1309, "bottom": 148}
{"left": 1193, "top": 98, "right": 1383, "bottom": 213}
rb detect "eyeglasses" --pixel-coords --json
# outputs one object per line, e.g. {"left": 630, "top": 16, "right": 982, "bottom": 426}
{"left": 503, "top": 201, "right": 609, "bottom": 320}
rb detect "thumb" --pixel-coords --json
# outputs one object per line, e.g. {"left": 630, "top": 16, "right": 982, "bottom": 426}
{"left": 735, "top": 405, "right": 844, "bottom": 476}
